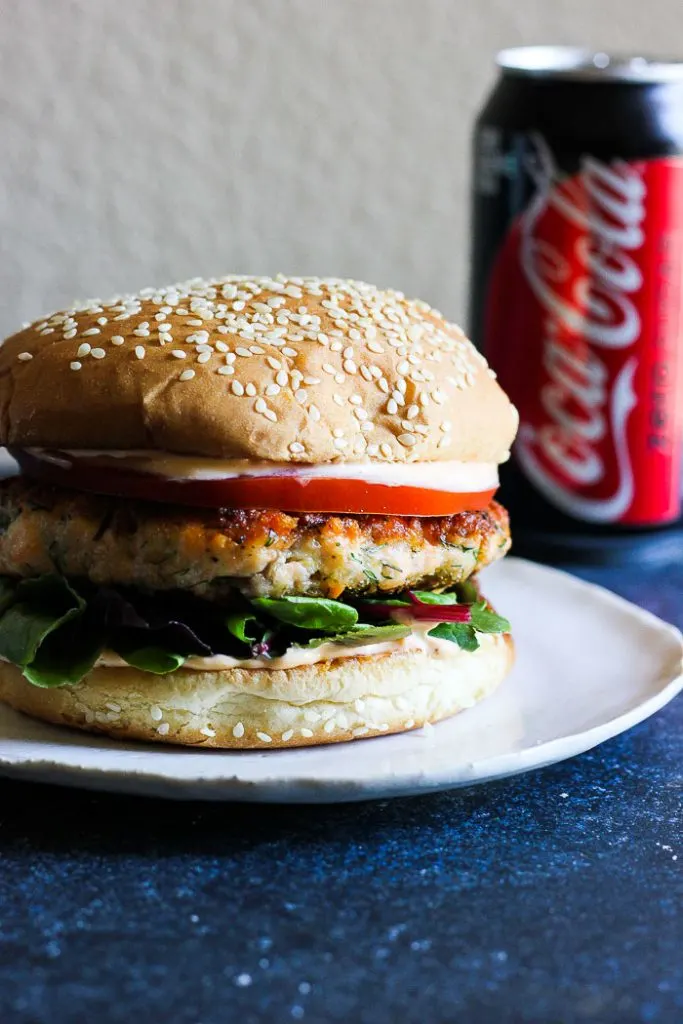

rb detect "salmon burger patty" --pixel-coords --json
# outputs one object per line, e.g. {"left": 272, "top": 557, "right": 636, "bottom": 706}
{"left": 0, "top": 478, "right": 510, "bottom": 599}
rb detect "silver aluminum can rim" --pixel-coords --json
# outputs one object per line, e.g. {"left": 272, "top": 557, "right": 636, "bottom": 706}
{"left": 497, "top": 45, "right": 683, "bottom": 83}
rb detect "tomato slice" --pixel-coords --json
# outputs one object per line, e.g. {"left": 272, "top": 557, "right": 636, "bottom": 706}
{"left": 10, "top": 449, "right": 496, "bottom": 516}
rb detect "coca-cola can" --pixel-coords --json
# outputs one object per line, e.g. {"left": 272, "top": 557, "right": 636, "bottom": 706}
{"left": 469, "top": 46, "right": 683, "bottom": 564}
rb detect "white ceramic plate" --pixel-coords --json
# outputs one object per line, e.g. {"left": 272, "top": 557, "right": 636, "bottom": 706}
{"left": 0, "top": 557, "right": 680, "bottom": 803}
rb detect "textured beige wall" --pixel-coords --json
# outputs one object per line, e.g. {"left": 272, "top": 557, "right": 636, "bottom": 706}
{"left": 1, "top": 0, "right": 681, "bottom": 335}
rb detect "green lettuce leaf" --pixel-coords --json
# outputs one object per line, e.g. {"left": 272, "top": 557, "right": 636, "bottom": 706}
{"left": 226, "top": 612, "right": 261, "bottom": 646}
{"left": 0, "top": 575, "right": 85, "bottom": 667}
{"left": 469, "top": 602, "right": 511, "bottom": 634}
{"left": 428, "top": 621, "right": 480, "bottom": 652}
{"left": 301, "top": 622, "right": 412, "bottom": 649}
{"left": 410, "top": 590, "right": 460, "bottom": 605}
{"left": 113, "top": 644, "right": 187, "bottom": 674}
{"left": 251, "top": 595, "right": 358, "bottom": 633}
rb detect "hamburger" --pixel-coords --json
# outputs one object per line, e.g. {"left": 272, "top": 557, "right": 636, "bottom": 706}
{"left": 0, "top": 275, "right": 518, "bottom": 747}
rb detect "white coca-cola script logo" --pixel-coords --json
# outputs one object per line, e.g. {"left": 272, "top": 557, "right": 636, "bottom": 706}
{"left": 515, "top": 133, "right": 645, "bottom": 522}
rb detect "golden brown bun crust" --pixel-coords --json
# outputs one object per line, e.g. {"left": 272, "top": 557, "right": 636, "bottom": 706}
{"left": 0, "top": 634, "right": 514, "bottom": 748}
{"left": 0, "top": 276, "right": 518, "bottom": 464}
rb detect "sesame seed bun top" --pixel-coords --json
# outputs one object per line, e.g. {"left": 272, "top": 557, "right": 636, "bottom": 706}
{"left": 0, "top": 275, "right": 518, "bottom": 464}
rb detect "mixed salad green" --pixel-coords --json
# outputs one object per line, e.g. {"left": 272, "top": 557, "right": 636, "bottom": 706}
{"left": 0, "top": 574, "right": 510, "bottom": 688}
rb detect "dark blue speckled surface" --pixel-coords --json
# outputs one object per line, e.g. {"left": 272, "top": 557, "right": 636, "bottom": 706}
{"left": 0, "top": 565, "right": 681, "bottom": 1024}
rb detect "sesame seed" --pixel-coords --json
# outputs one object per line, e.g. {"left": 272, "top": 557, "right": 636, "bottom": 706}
{"left": 380, "top": 443, "right": 393, "bottom": 458}
{"left": 63, "top": 329, "right": 77, "bottom": 340}
{"left": 282, "top": 347, "right": 298, "bottom": 357}
{"left": 295, "top": 389, "right": 307, "bottom": 403}
{"left": 133, "top": 328, "right": 149, "bottom": 338}
{"left": 323, "top": 720, "right": 335, "bottom": 733}
{"left": 179, "top": 369, "right": 195, "bottom": 381}
{"left": 255, "top": 398, "right": 267, "bottom": 413}
{"left": 232, "top": 301, "right": 245, "bottom": 311}
{"left": 387, "top": 399, "right": 398, "bottom": 415}
{"left": 90, "top": 347, "right": 106, "bottom": 359}
{"left": 267, "top": 356, "right": 281, "bottom": 370}
{"left": 200, "top": 727, "right": 216, "bottom": 738}
{"left": 111, "top": 335, "right": 125, "bottom": 346}
{"left": 77, "top": 343, "right": 91, "bottom": 357}
{"left": 289, "top": 441, "right": 305, "bottom": 454}
{"left": 245, "top": 382, "right": 256, "bottom": 396}
{"left": 349, "top": 394, "right": 362, "bottom": 405}
{"left": 217, "top": 366, "right": 234, "bottom": 375}
{"left": 157, "top": 723, "right": 170, "bottom": 736}
{"left": 281, "top": 730, "right": 294, "bottom": 742}
{"left": 334, "top": 438, "right": 348, "bottom": 450}
{"left": 134, "top": 345, "right": 145, "bottom": 359}
{"left": 367, "top": 340, "right": 384, "bottom": 354}
{"left": 70, "top": 361, "right": 82, "bottom": 371}
{"left": 432, "top": 389, "right": 445, "bottom": 404}
{"left": 187, "top": 318, "right": 204, "bottom": 327}
{"left": 264, "top": 410, "right": 277, "bottom": 422}
{"left": 150, "top": 706, "right": 163, "bottom": 721}
{"left": 171, "top": 350, "right": 187, "bottom": 359}
{"left": 197, "top": 351, "right": 211, "bottom": 363}
{"left": 301, "top": 728, "right": 314, "bottom": 738}
{"left": 343, "top": 360, "right": 357, "bottom": 374}
{"left": 236, "top": 347, "right": 251, "bottom": 357}
{"left": 82, "top": 327, "right": 100, "bottom": 337}
{"left": 330, "top": 341, "right": 343, "bottom": 352}
{"left": 398, "top": 432, "right": 418, "bottom": 447}
{"left": 353, "top": 727, "right": 370, "bottom": 737}
{"left": 17, "top": 352, "right": 33, "bottom": 362}
{"left": 308, "top": 404, "right": 320, "bottom": 421}
{"left": 276, "top": 370, "right": 288, "bottom": 387}
{"left": 257, "top": 731, "right": 273, "bottom": 743}
{"left": 406, "top": 405, "right": 419, "bottom": 419}
{"left": 231, "top": 381, "right": 244, "bottom": 396}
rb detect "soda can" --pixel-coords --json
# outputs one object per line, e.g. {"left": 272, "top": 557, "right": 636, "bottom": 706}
{"left": 469, "top": 47, "right": 683, "bottom": 563}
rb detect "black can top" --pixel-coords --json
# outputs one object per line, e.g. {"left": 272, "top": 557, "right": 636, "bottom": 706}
{"left": 497, "top": 46, "right": 683, "bottom": 83}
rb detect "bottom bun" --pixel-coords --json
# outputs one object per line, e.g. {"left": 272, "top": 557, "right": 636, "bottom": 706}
{"left": 0, "top": 633, "right": 514, "bottom": 748}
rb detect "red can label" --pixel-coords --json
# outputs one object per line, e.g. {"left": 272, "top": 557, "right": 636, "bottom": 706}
{"left": 484, "top": 135, "right": 683, "bottom": 525}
